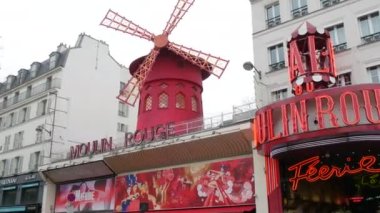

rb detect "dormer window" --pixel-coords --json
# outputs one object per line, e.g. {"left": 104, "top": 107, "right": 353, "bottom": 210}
{"left": 30, "top": 62, "right": 41, "bottom": 73}
{"left": 49, "top": 52, "right": 60, "bottom": 70}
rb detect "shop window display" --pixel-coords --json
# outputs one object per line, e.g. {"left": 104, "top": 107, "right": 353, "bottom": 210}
{"left": 280, "top": 147, "right": 380, "bottom": 213}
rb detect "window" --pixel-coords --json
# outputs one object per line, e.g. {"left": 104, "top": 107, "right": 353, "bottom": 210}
{"left": 176, "top": 93, "right": 186, "bottom": 109}
{"left": 368, "top": 65, "right": 380, "bottom": 83}
{"left": 321, "top": 0, "right": 340, "bottom": 8}
{"left": 29, "top": 151, "right": 41, "bottom": 171}
{"left": 118, "top": 102, "right": 128, "bottom": 117}
{"left": 36, "top": 99, "right": 47, "bottom": 116}
{"left": 14, "top": 91, "right": 19, "bottom": 104}
{"left": 359, "top": 12, "right": 380, "bottom": 43}
{"left": 4, "top": 135, "right": 11, "bottom": 151}
{"left": 191, "top": 96, "right": 198, "bottom": 112}
{"left": 291, "top": 0, "right": 308, "bottom": 18}
{"left": 46, "top": 76, "right": 52, "bottom": 89}
{"left": 3, "top": 96, "right": 8, "bottom": 108}
{"left": 326, "top": 24, "right": 347, "bottom": 52}
{"left": 21, "top": 184, "right": 39, "bottom": 204}
{"left": 18, "top": 107, "right": 29, "bottom": 123}
{"left": 145, "top": 95, "right": 152, "bottom": 111}
{"left": 7, "top": 112, "right": 16, "bottom": 127}
{"left": 117, "top": 123, "right": 128, "bottom": 132}
{"left": 26, "top": 85, "right": 32, "bottom": 98}
{"left": 0, "top": 160, "right": 6, "bottom": 176}
{"left": 272, "top": 89, "right": 288, "bottom": 101}
{"left": 2, "top": 186, "right": 17, "bottom": 206}
{"left": 337, "top": 73, "right": 351, "bottom": 86}
{"left": 268, "top": 43, "right": 285, "bottom": 71}
{"left": 266, "top": 2, "right": 281, "bottom": 28}
{"left": 10, "top": 156, "right": 23, "bottom": 175}
{"left": 159, "top": 93, "right": 169, "bottom": 109}
{"left": 13, "top": 131, "right": 24, "bottom": 149}
{"left": 120, "top": 82, "right": 126, "bottom": 92}
{"left": 49, "top": 52, "right": 59, "bottom": 70}
{"left": 160, "top": 83, "right": 168, "bottom": 89}
{"left": 36, "top": 127, "right": 43, "bottom": 143}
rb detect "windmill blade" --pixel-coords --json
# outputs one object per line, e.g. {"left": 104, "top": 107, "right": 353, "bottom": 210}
{"left": 101, "top": 9, "right": 155, "bottom": 41}
{"left": 118, "top": 48, "right": 160, "bottom": 106}
{"left": 118, "top": 77, "right": 140, "bottom": 106}
{"left": 163, "top": 0, "right": 195, "bottom": 35}
{"left": 134, "top": 48, "right": 160, "bottom": 83}
{"left": 167, "top": 42, "right": 229, "bottom": 78}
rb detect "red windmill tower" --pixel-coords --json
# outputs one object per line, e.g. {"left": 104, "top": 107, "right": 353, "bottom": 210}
{"left": 101, "top": 0, "right": 229, "bottom": 131}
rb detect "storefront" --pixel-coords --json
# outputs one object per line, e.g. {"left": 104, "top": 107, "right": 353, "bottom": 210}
{"left": 41, "top": 113, "right": 256, "bottom": 212}
{"left": 0, "top": 172, "right": 43, "bottom": 213}
{"left": 253, "top": 22, "right": 380, "bottom": 213}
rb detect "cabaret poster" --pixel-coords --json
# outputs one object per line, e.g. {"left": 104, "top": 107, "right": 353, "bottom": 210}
{"left": 55, "top": 177, "right": 115, "bottom": 213}
{"left": 114, "top": 157, "right": 254, "bottom": 212}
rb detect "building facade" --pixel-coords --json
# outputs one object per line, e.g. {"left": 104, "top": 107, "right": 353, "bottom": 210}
{"left": 249, "top": 0, "right": 380, "bottom": 212}
{"left": 0, "top": 34, "right": 137, "bottom": 212}
{"left": 39, "top": 103, "right": 256, "bottom": 213}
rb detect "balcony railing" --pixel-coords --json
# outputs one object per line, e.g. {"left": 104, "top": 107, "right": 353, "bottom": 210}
{"left": 292, "top": 5, "right": 308, "bottom": 18}
{"left": 0, "top": 78, "right": 61, "bottom": 111}
{"left": 361, "top": 32, "right": 380, "bottom": 45}
{"left": 57, "top": 102, "right": 256, "bottom": 162}
{"left": 266, "top": 16, "right": 281, "bottom": 28}
{"left": 321, "top": 0, "right": 340, "bottom": 8}
{"left": 269, "top": 61, "right": 286, "bottom": 72}
{"left": 333, "top": 42, "right": 348, "bottom": 52}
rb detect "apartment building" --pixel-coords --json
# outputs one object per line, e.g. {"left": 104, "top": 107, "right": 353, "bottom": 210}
{"left": 249, "top": 0, "right": 380, "bottom": 212}
{"left": 0, "top": 33, "right": 137, "bottom": 212}
{"left": 250, "top": 0, "right": 380, "bottom": 107}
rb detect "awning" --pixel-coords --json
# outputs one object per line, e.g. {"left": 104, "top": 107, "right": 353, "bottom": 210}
{"left": 42, "top": 161, "right": 113, "bottom": 183}
{"left": 104, "top": 122, "right": 252, "bottom": 174}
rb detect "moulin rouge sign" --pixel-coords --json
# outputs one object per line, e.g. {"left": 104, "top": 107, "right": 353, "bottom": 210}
{"left": 253, "top": 85, "right": 380, "bottom": 148}
{"left": 70, "top": 122, "right": 175, "bottom": 159}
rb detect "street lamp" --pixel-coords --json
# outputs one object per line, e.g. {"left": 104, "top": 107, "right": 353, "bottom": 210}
{"left": 243, "top": 61, "right": 262, "bottom": 79}
{"left": 35, "top": 125, "right": 51, "bottom": 136}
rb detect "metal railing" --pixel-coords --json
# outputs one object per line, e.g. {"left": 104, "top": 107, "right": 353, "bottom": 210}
{"left": 266, "top": 16, "right": 281, "bottom": 28}
{"left": 292, "top": 5, "right": 308, "bottom": 18}
{"left": 57, "top": 102, "right": 256, "bottom": 162}
{"left": 361, "top": 32, "right": 380, "bottom": 44}
{"left": 0, "top": 78, "right": 61, "bottom": 111}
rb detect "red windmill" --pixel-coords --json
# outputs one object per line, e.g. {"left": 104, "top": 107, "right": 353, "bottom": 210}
{"left": 101, "top": 0, "right": 229, "bottom": 131}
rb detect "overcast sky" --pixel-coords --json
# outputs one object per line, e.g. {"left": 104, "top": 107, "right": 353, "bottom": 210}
{"left": 0, "top": 0, "right": 254, "bottom": 117}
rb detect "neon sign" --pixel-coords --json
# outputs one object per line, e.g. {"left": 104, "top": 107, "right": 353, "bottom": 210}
{"left": 288, "top": 155, "right": 380, "bottom": 191}
{"left": 254, "top": 87, "right": 380, "bottom": 147}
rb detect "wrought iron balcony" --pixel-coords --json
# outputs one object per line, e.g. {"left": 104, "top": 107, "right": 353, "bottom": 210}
{"left": 333, "top": 42, "right": 348, "bottom": 53}
{"left": 266, "top": 16, "right": 281, "bottom": 28}
{"left": 321, "top": 0, "right": 340, "bottom": 8}
{"left": 269, "top": 61, "right": 286, "bottom": 72}
{"left": 292, "top": 6, "right": 308, "bottom": 18}
{"left": 0, "top": 78, "right": 61, "bottom": 111}
{"left": 361, "top": 32, "right": 380, "bottom": 45}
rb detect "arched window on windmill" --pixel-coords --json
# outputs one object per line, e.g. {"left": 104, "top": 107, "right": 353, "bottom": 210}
{"left": 145, "top": 95, "right": 152, "bottom": 111}
{"left": 159, "top": 92, "right": 169, "bottom": 109}
{"left": 176, "top": 93, "right": 186, "bottom": 109}
{"left": 191, "top": 96, "right": 198, "bottom": 112}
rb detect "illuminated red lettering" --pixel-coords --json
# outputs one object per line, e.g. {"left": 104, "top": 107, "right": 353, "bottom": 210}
{"left": 290, "top": 100, "right": 308, "bottom": 134}
{"left": 340, "top": 91, "right": 360, "bottom": 125}
{"left": 288, "top": 155, "right": 380, "bottom": 191}
{"left": 289, "top": 41, "right": 305, "bottom": 82}
{"left": 315, "top": 95, "right": 338, "bottom": 129}
{"left": 267, "top": 109, "right": 281, "bottom": 141}
{"left": 363, "top": 89, "right": 380, "bottom": 124}
{"left": 281, "top": 104, "right": 289, "bottom": 137}
{"left": 256, "top": 112, "right": 267, "bottom": 144}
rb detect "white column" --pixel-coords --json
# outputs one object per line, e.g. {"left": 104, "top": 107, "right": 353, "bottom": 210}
{"left": 41, "top": 178, "right": 56, "bottom": 213}
{"left": 253, "top": 149, "right": 269, "bottom": 213}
